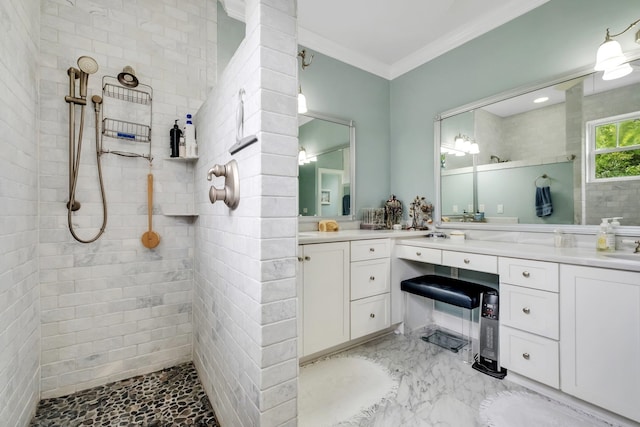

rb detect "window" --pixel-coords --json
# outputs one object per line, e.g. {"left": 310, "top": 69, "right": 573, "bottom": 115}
{"left": 587, "top": 112, "right": 640, "bottom": 182}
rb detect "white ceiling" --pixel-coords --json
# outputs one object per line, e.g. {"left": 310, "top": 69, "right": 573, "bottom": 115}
{"left": 297, "top": 0, "right": 550, "bottom": 80}
{"left": 221, "top": 0, "right": 550, "bottom": 80}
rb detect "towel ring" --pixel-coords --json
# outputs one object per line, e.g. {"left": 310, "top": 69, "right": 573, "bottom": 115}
{"left": 534, "top": 174, "right": 551, "bottom": 188}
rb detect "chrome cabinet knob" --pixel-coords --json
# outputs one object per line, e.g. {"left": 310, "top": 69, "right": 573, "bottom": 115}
{"left": 464, "top": 258, "right": 470, "bottom": 264}
{"left": 370, "top": 276, "right": 375, "bottom": 281}
{"left": 522, "top": 353, "right": 530, "bottom": 360}
{"left": 522, "top": 271, "right": 530, "bottom": 278}
{"left": 522, "top": 307, "right": 531, "bottom": 314}
{"left": 416, "top": 251, "right": 422, "bottom": 256}
{"left": 370, "top": 313, "right": 375, "bottom": 318}
{"left": 304, "top": 256, "right": 310, "bottom": 261}
{"left": 369, "top": 248, "right": 375, "bottom": 252}
{"left": 297, "top": 256, "right": 303, "bottom": 262}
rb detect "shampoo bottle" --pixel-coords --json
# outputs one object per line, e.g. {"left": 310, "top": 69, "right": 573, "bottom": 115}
{"left": 169, "top": 120, "right": 181, "bottom": 158}
{"left": 185, "top": 114, "right": 197, "bottom": 158}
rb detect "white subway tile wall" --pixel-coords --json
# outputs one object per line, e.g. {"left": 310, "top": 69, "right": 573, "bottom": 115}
{"left": 192, "top": 0, "right": 298, "bottom": 425}
{"left": 0, "top": 1, "right": 41, "bottom": 425}
{"left": 38, "top": 0, "right": 216, "bottom": 399}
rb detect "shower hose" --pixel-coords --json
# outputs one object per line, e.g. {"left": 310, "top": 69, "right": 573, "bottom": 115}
{"left": 67, "top": 96, "right": 107, "bottom": 243}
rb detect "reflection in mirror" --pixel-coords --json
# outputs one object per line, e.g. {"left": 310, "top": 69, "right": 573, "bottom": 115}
{"left": 299, "top": 112, "right": 355, "bottom": 218}
{"left": 436, "top": 59, "right": 640, "bottom": 229}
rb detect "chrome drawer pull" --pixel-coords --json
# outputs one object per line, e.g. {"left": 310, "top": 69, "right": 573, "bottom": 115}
{"left": 370, "top": 313, "right": 375, "bottom": 318}
{"left": 522, "top": 307, "right": 531, "bottom": 314}
{"left": 304, "top": 256, "right": 311, "bottom": 261}
{"left": 370, "top": 276, "right": 375, "bottom": 281}
{"left": 464, "top": 258, "right": 470, "bottom": 264}
{"left": 522, "top": 353, "right": 530, "bottom": 360}
{"left": 369, "top": 248, "right": 375, "bottom": 252}
{"left": 297, "top": 256, "right": 303, "bottom": 262}
{"left": 416, "top": 251, "right": 422, "bottom": 256}
{"left": 522, "top": 271, "right": 530, "bottom": 278}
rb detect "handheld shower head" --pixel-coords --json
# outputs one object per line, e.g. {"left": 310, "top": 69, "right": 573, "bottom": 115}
{"left": 77, "top": 56, "right": 98, "bottom": 74}
{"left": 77, "top": 56, "right": 98, "bottom": 99}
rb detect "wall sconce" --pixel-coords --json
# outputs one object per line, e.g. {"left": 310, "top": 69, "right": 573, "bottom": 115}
{"left": 298, "top": 50, "right": 314, "bottom": 114}
{"left": 594, "top": 18, "right": 640, "bottom": 80}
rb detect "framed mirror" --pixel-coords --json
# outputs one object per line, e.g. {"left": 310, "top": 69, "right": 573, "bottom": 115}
{"left": 298, "top": 111, "right": 355, "bottom": 220}
{"left": 434, "top": 58, "right": 640, "bottom": 234}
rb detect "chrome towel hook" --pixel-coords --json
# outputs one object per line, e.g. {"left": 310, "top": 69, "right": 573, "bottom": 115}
{"left": 208, "top": 159, "right": 239, "bottom": 209}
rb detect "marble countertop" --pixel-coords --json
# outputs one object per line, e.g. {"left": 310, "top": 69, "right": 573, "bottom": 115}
{"left": 396, "top": 237, "right": 640, "bottom": 272}
{"left": 298, "top": 229, "right": 430, "bottom": 244}
{"left": 297, "top": 228, "right": 640, "bottom": 272}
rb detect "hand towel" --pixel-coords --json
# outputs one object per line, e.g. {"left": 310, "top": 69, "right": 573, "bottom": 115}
{"left": 535, "top": 186, "right": 553, "bottom": 217}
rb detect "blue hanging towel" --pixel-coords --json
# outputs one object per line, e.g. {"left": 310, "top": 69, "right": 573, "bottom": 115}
{"left": 535, "top": 186, "right": 553, "bottom": 217}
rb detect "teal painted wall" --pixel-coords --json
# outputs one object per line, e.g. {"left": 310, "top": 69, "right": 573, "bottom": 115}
{"left": 390, "top": 0, "right": 640, "bottom": 215}
{"left": 299, "top": 48, "right": 391, "bottom": 217}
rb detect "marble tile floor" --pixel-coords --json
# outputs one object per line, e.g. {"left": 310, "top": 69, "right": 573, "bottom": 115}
{"left": 332, "top": 328, "right": 530, "bottom": 427}
{"left": 29, "top": 362, "right": 219, "bottom": 427}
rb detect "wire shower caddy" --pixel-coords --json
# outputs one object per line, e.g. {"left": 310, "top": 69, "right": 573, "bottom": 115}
{"left": 100, "top": 75, "right": 153, "bottom": 162}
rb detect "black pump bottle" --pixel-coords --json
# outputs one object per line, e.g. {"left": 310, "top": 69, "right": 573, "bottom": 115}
{"left": 170, "top": 120, "right": 182, "bottom": 157}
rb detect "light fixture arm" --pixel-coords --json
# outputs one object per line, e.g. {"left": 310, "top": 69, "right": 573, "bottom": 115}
{"left": 298, "top": 49, "right": 314, "bottom": 70}
{"left": 605, "top": 17, "right": 640, "bottom": 39}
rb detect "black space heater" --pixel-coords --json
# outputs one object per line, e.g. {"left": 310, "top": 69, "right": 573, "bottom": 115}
{"left": 472, "top": 290, "right": 507, "bottom": 379}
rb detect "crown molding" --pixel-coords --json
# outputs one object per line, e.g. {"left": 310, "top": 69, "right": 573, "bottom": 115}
{"left": 388, "top": 0, "right": 550, "bottom": 79}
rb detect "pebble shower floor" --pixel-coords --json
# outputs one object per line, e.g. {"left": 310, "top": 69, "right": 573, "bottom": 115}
{"left": 29, "top": 363, "right": 220, "bottom": 426}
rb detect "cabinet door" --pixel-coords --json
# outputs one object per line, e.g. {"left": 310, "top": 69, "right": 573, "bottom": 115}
{"left": 302, "top": 242, "right": 350, "bottom": 356}
{"left": 560, "top": 265, "right": 640, "bottom": 423}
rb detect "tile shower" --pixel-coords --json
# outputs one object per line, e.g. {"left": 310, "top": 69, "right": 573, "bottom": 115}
{"left": 2, "top": 0, "right": 298, "bottom": 426}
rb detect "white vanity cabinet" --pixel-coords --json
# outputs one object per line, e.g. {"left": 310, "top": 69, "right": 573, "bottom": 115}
{"left": 298, "top": 242, "right": 350, "bottom": 357}
{"left": 350, "top": 239, "right": 391, "bottom": 339}
{"left": 560, "top": 265, "right": 640, "bottom": 423}
{"left": 499, "top": 257, "right": 560, "bottom": 388}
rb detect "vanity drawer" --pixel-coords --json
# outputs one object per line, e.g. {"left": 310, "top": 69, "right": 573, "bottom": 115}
{"left": 351, "top": 239, "right": 390, "bottom": 262}
{"left": 395, "top": 245, "right": 441, "bottom": 264}
{"left": 351, "top": 259, "right": 390, "bottom": 300}
{"left": 500, "top": 284, "right": 559, "bottom": 339}
{"left": 351, "top": 293, "right": 390, "bottom": 339}
{"left": 442, "top": 250, "right": 497, "bottom": 274}
{"left": 500, "top": 325, "right": 559, "bottom": 389}
{"left": 499, "top": 257, "right": 559, "bottom": 292}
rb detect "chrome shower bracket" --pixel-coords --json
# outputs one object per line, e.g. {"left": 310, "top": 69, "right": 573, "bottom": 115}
{"left": 208, "top": 159, "right": 240, "bottom": 209}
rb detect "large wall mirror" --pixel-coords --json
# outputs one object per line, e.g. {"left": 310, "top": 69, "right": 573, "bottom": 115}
{"left": 435, "top": 58, "right": 640, "bottom": 234}
{"left": 299, "top": 112, "right": 355, "bottom": 219}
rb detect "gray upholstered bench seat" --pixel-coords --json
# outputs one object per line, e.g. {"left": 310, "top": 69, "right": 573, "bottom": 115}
{"left": 400, "top": 274, "right": 494, "bottom": 309}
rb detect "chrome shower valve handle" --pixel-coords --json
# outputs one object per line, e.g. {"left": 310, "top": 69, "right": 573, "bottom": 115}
{"left": 207, "top": 159, "right": 239, "bottom": 209}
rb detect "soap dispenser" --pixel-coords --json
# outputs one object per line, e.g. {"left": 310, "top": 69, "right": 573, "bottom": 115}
{"left": 609, "top": 217, "right": 623, "bottom": 251}
{"left": 596, "top": 218, "right": 610, "bottom": 251}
